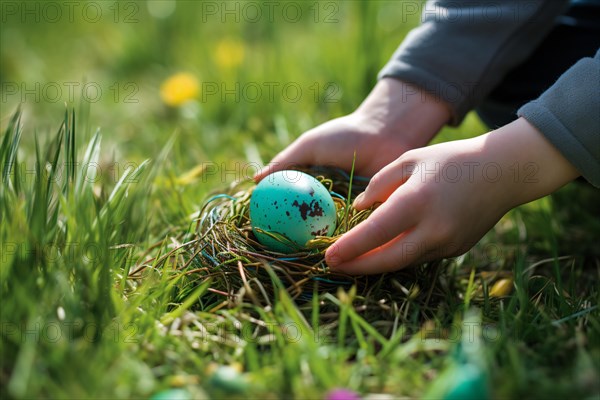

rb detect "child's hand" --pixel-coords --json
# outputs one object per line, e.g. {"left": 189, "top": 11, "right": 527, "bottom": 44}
{"left": 254, "top": 78, "right": 450, "bottom": 181}
{"left": 325, "top": 118, "right": 580, "bottom": 274}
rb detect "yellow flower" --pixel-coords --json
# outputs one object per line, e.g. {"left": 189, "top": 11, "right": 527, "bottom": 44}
{"left": 175, "top": 164, "right": 206, "bottom": 186}
{"left": 160, "top": 72, "right": 199, "bottom": 107}
{"left": 214, "top": 38, "right": 245, "bottom": 69}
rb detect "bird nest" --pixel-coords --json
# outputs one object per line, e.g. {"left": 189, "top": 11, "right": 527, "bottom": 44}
{"left": 188, "top": 167, "right": 373, "bottom": 299}
{"left": 129, "top": 166, "right": 449, "bottom": 319}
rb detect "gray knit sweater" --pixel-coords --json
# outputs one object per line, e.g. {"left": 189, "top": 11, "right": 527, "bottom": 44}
{"left": 378, "top": 0, "right": 599, "bottom": 187}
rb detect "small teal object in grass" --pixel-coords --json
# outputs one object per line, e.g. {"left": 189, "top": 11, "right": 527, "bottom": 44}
{"left": 250, "top": 170, "right": 337, "bottom": 253}
{"left": 208, "top": 366, "right": 248, "bottom": 394}
{"left": 150, "top": 388, "right": 191, "bottom": 400}
{"left": 443, "top": 363, "right": 489, "bottom": 400}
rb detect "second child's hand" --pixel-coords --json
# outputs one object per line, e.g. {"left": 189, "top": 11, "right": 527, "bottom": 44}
{"left": 254, "top": 78, "right": 451, "bottom": 181}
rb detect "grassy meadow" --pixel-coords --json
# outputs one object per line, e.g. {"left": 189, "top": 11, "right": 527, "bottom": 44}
{"left": 1, "top": 1, "right": 599, "bottom": 399}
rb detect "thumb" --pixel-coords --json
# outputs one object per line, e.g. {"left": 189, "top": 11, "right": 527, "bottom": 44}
{"left": 253, "top": 139, "right": 313, "bottom": 182}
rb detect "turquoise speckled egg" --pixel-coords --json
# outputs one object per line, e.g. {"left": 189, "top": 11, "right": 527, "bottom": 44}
{"left": 250, "top": 170, "right": 337, "bottom": 253}
{"left": 150, "top": 389, "right": 191, "bottom": 400}
{"left": 443, "top": 364, "right": 489, "bottom": 400}
{"left": 208, "top": 366, "right": 248, "bottom": 394}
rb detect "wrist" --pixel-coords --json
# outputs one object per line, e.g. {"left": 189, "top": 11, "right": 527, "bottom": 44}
{"left": 354, "top": 78, "right": 451, "bottom": 147}
{"left": 477, "top": 118, "right": 580, "bottom": 208}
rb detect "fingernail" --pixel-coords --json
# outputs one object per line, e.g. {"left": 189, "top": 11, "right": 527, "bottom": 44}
{"left": 326, "top": 258, "right": 342, "bottom": 271}
{"left": 353, "top": 192, "right": 365, "bottom": 208}
{"left": 253, "top": 167, "right": 268, "bottom": 182}
{"left": 326, "top": 246, "right": 342, "bottom": 268}
{"left": 326, "top": 256, "right": 341, "bottom": 269}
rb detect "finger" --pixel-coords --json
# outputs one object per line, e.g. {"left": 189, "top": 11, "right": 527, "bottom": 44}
{"left": 353, "top": 158, "right": 417, "bottom": 209}
{"left": 253, "top": 140, "right": 313, "bottom": 182}
{"left": 325, "top": 185, "right": 420, "bottom": 266}
{"left": 328, "top": 227, "right": 429, "bottom": 275}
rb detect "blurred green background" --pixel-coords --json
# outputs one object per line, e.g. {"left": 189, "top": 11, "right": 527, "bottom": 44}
{"left": 1, "top": 0, "right": 483, "bottom": 169}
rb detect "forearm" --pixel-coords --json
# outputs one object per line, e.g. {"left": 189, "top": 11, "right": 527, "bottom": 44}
{"left": 477, "top": 118, "right": 580, "bottom": 208}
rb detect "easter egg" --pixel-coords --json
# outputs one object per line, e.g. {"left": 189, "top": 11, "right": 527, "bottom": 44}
{"left": 489, "top": 278, "right": 513, "bottom": 297}
{"left": 150, "top": 389, "right": 192, "bottom": 400}
{"left": 326, "top": 388, "right": 361, "bottom": 400}
{"left": 443, "top": 364, "right": 489, "bottom": 400}
{"left": 208, "top": 366, "right": 248, "bottom": 394}
{"left": 250, "top": 170, "right": 337, "bottom": 253}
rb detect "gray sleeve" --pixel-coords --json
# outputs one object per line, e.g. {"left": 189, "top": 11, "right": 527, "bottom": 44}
{"left": 518, "top": 49, "right": 600, "bottom": 187}
{"left": 378, "top": 0, "right": 570, "bottom": 125}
